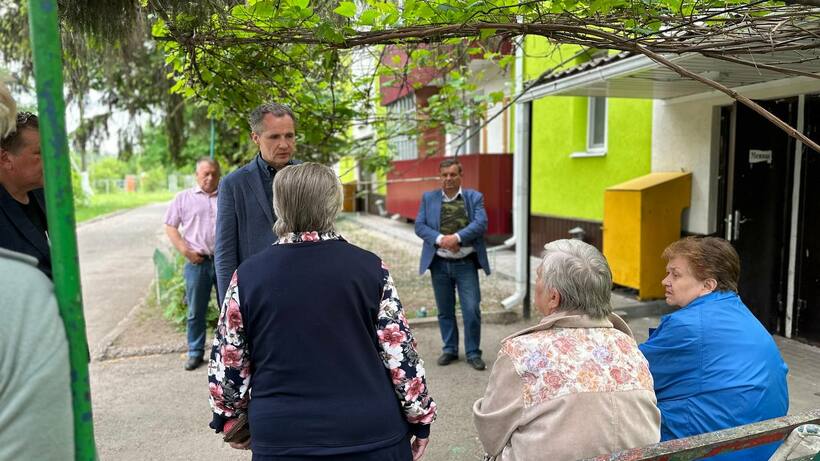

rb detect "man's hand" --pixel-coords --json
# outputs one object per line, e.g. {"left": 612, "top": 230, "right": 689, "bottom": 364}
{"left": 439, "top": 234, "right": 461, "bottom": 252}
{"left": 184, "top": 249, "right": 204, "bottom": 265}
{"left": 411, "top": 436, "right": 429, "bottom": 460}
{"left": 165, "top": 224, "right": 204, "bottom": 264}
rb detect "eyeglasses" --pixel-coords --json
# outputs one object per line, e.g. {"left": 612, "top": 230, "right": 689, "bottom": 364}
{"left": 1, "top": 112, "right": 38, "bottom": 148}
{"left": 16, "top": 111, "right": 37, "bottom": 127}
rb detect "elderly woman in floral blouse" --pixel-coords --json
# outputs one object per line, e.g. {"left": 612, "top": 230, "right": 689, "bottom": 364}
{"left": 208, "top": 163, "right": 436, "bottom": 461}
{"left": 473, "top": 239, "right": 660, "bottom": 460}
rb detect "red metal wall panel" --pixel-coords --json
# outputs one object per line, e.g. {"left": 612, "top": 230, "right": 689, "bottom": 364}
{"left": 386, "top": 154, "right": 513, "bottom": 236}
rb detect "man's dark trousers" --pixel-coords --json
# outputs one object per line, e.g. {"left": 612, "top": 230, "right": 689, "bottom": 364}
{"left": 430, "top": 255, "right": 482, "bottom": 360}
{"left": 184, "top": 257, "right": 216, "bottom": 359}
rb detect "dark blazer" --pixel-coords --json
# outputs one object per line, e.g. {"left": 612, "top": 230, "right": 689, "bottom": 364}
{"left": 214, "top": 157, "right": 300, "bottom": 303}
{"left": 0, "top": 186, "right": 51, "bottom": 278}
{"left": 414, "top": 188, "right": 490, "bottom": 276}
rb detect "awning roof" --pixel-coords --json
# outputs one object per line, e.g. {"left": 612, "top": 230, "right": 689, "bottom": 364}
{"left": 519, "top": 48, "right": 820, "bottom": 102}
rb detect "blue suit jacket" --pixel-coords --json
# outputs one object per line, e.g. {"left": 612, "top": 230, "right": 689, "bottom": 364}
{"left": 214, "top": 158, "right": 300, "bottom": 303}
{"left": 414, "top": 188, "right": 490, "bottom": 276}
{"left": 0, "top": 186, "right": 51, "bottom": 279}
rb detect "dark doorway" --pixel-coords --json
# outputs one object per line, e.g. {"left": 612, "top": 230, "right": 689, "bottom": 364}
{"left": 795, "top": 95, "right": 820, "bottom": 343}
{"left": 727, "top": 99, "right": 796, "bottom": 333}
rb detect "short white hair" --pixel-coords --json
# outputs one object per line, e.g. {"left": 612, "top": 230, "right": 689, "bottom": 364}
{"left": 272, "top": 162, "right": 342, "bottom": 237}
{"left": 538, "top": 239, "right": 612, "bottom": 318}
{"left": 0, "top": 80, "right": 16, "bottom": 141}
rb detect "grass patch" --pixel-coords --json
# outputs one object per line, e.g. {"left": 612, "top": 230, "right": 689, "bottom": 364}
{"left": 76, "top": 191, "right": 175, "bottom": 222}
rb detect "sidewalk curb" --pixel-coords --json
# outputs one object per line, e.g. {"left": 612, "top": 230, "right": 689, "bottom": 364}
{"left": 77, "top": 208, "right": 135, "bottom": 229}
{"left": 409, "top": 309, "right": 521, "bottom": 328}
{"left": 92, "top": 281, "right": 153, "bottom": 362}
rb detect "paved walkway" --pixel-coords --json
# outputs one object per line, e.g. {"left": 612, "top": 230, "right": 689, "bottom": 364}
{"left": 78, "top": 202, "right": 169, "bottom": 355}
{"left": 350, "top": 213, "right": 672, "bottom": 314}
{"left": 349, "top": 213, "right": 820, "bottom": 415}
{"left": 87, "top": 208, "right": 820, "bottom": 460}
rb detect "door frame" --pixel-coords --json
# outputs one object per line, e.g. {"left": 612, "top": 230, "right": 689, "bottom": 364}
{"left": 715, "top": 94, "right": 806, "bottom": 338}
{"left": 720, "top": 97, "right": 800, "bottom": 335}
{"left": 784, "top": 94, "right": 806, "bottom": 338}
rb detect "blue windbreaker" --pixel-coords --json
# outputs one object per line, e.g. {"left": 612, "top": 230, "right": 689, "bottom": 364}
{"left": 639, "top": 291, "right": 789, "bottom": 461}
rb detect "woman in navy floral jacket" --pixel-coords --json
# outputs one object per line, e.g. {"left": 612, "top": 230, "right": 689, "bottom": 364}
{"left": 208, "top": 163, "right": 436, "bottom": 461}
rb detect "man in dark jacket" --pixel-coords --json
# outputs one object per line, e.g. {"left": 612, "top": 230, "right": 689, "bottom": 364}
{"left": 0, "top": 112, "right": 51, "bottom": 278}
{"left": 214, "top": 103, "right": 300, "bottom": 303}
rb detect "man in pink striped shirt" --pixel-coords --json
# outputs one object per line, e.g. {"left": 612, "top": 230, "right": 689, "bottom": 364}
{"left": 164, "top": 157, "right": 221, "bottom": 370}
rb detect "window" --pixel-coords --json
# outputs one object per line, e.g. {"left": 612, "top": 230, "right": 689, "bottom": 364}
{"left": 587, "top": 96, "right": 607, "bottom": 152}
{"left": 453, "top": 116, "right": 481, "bottom": 156}
{"left": 387, "top": 94, "right": 417, "bottom": 160}
{"left": 571, "top": 96, "right": 607, "bottom": 158}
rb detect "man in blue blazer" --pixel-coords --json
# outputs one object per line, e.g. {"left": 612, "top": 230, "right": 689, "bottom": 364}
{"left": 214, "top": 103, "right": 300, "bottom": 303}
{"left": 415, "top": 158, "right": 490, "bottom": 371}
{"left": 0, "top": 112, "right": 51, "bottom": 279}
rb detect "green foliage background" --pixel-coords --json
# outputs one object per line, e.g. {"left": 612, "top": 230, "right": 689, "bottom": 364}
{"left": 155, "top": 249, "right": 220, "bottom": 332}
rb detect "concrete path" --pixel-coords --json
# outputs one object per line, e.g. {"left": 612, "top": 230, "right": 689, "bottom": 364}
{"left": 87, "top": 210, "right": 820, "bottom": 460}
{"left": 78, "top": 202, "right": 169, "bottom": 354}
{"left": 89, "top": 315, "right": 820, "bottom": 460}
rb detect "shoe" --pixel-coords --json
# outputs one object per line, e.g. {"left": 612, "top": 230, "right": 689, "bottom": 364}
{"left": 467, "top": 357, "right": 486, "bottom": 371}
{"left": 184, "top": 356, "right": 204, "bottom": 371}
{"left": 437, "top": 353, "right": 458, "bottom": 366}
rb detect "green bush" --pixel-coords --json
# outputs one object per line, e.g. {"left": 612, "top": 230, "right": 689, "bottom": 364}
{"left": 90, "top": 156, "right": 130, "bottom": 184}
{"left": 154, "top": 249, "right": 219, "bottom": 331}
{"left": 140, "top": 166, "right": 168, "bottom": 192}
{"left": 71, "top": 166, "right": 90, "bottom": 208}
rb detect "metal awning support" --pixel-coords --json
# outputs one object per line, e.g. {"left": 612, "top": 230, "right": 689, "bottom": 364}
{"left": 28, "top": 1, "right": 97, "bottom": 459}
{"left": 519, "top": 49, "right": 820, "bottom": 102}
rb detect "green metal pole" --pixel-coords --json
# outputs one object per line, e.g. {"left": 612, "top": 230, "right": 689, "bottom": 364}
{"left": 27, "top": 1, "right": 96, "bottom": 460}
{"left": 209, "top": 117, "right": 216, "bottom": 159}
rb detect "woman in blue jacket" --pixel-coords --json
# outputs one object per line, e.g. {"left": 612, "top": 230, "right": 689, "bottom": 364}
{"left": 639, "top": 236, "right": 788, "bottom": 460}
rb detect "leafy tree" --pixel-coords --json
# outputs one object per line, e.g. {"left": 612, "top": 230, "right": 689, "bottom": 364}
{"left": 0, "top": 0, "right": 242, "bottom": 170}
{"left": 147, "top": 0, "right": 820, "bottom": 154}
{"left": 6, "top": 0, "right": 820, "bottom": 163}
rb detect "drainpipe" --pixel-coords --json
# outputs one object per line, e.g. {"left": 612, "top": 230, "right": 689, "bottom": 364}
{"left": 28, "top": 1, "right": 96, "bottom": 460}
{"left": 501, "top": 34, "right": 531, "bottom": 318}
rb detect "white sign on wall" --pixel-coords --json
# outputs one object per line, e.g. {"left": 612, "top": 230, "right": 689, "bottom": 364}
{"left": 749, "top": 149, "right": 773, "bottom": 165}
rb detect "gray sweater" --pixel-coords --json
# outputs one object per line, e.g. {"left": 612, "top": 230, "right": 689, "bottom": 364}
{"left": 0, "top": 248, "right": 74, "bottom": 460}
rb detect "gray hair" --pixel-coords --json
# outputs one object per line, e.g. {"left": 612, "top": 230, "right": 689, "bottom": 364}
{"left": 195, "top": 157, "right": 220, "bottom": 171}
{"left": 248, "top": 102, "right": 296, "bottom": 134}
{"left": 538, "top": 239, "right": 612, "bottom": 318}
{"left": 272, "top": 162, "right": 342, "bottom": 237}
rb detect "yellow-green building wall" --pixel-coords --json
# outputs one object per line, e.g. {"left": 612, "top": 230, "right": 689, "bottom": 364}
{"left": 525, "top": 38, "right": 653, "bottom": 221}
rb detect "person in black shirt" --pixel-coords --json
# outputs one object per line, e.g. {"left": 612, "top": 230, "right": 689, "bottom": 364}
{"left": 0, "top": 111, "right": 51, "bottom": 278}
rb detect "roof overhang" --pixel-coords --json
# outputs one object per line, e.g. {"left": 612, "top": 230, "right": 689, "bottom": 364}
{"left": 519, "top": 49, "right": 820, "bottom": 102}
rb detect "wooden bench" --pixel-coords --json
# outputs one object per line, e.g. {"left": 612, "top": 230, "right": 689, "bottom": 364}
{"left": 583, "top": 408, "right": 820, "bottom": 461}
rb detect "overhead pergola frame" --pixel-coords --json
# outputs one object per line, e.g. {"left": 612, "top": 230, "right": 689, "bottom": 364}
{"left": 152, "top": 0, "right": 820, "bottom": 152}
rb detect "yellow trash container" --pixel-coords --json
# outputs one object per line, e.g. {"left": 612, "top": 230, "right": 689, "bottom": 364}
{"left": 603, "top": 172, "right": 692, "bottom": 300}
{"left": 342, "top": 182, "right": 357, "bottom": 212}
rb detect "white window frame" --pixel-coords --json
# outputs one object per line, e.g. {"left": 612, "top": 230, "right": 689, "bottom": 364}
{"left": 570, "top": 96, "right": 607, "bottom": 158}
{"left": 387, "top": 94, "right": 417, "bottom": 160}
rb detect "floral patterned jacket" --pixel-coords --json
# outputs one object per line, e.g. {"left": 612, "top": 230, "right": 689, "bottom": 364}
{"left": 473, "top": 310, "right": 660, "bottom": 461}
{"left": 208, "top": 231, "right": 437, "bottom": 437}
